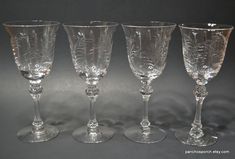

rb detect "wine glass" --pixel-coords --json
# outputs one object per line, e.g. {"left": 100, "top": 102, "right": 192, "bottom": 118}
{"left": 63, "top": 21, "right": 118, "bottom": 143}
{"left": 175, "top": 23, "right": 233, "bottom": 146}
{"left": 3, "top": 20, "right": 60, "bottom": 143}
{"left": 122, "top": 21, "right": 176, "bottom": 143}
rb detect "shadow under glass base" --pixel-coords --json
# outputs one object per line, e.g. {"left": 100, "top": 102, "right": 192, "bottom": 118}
{"left": 124, "top": 125, "right": 166, "bottom": 144}
{"left": 17, "top": 124, "right": 59, "bottom": 143}
{"left": 175, "top": 127, "right": 218, "bottom": 147}
{"left": 72, "top": 126, "right": 114, "bottom": 143}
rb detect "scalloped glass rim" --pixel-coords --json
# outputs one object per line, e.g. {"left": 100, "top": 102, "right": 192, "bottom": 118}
{"left": 122, "top": 21, "right": 176, "bottom": 28}
{"left": 63, "top": 21, "right": 119, "bottom": 28}
{"left": 3, "top": 20, "right": 60, "bottom": 27}
{"left": 179, "top": 23, "right": 234, "bottom": 31}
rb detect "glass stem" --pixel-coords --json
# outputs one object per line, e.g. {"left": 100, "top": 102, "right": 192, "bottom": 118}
{"left": 86, "top": 84, "right": 99, "bottom": 135}
{"left": 189, "top": 84, "right": 208, "bottom": 139}
{"left": 140, "top": 80, "right": 153, "bottom": 135}
{"left": 29, "top": 80, "right": 44, "bottom": 133}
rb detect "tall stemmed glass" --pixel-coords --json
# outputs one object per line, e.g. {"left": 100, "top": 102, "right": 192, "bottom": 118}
{"left": 63, "top": 21, "right": 118, "bottom": 143}
{"left": 4, "top": 20, "right": 60, "bottom": 143}
{"left": 175, "top": 23, "right": 233, "bottom": 146}
{"left": 122, "top": 21, "right": 176, "bottom": 143}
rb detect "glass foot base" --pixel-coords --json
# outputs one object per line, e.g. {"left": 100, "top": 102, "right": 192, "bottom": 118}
{"left": 175, "top": 127, "right": 218, "bottom": 147}
{"left": 124, "top": 125, "right": 166, "bottom": 144}
{"left": 17, "top": 124, "right": 59, "bottom": 143}
{"left": 72, "top": 126, "right": 114, "bottom": 143}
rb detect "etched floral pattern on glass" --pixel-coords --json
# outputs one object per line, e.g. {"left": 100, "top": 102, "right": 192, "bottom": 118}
{"left": 122, "top": 21, "right": 176, "bottom": 143}
{"left": 4, "top": 20, "right": 60, "bottom": 143}
{"left": 64, "top": 21, "right": 118, "bottom": 143}
{"left": 175, "top": 23, "right": 233, "bottom": 147}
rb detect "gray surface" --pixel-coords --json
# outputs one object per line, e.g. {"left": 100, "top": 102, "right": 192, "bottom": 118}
{"left": 0, "top": 0, "right": 235, "bottom": 158}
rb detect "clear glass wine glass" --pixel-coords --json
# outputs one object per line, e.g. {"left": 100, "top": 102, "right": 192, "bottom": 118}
{"left": 3, "top": 20, "right": 60, "bottom": 143}
{"left": 175, "top": 23, "right": 233, "bottom": 146}
{"left": 63, "top": 21, "right": 118, "bottom": 143}
{"left": 122, "top": 21, "right": 176, "bottom": 143}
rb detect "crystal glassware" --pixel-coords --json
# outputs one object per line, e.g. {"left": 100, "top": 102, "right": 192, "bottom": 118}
{"left": 122, "top": 21, "right": 176, "bottom": 143}
{"left": 175, "top": 23, "right": 233, "bottom": 146}
{"left": 63, "top": 21, "right": 118, "bottom": 143}
{"left": 4, "top": 20, "right": 60, "bottom": 143}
